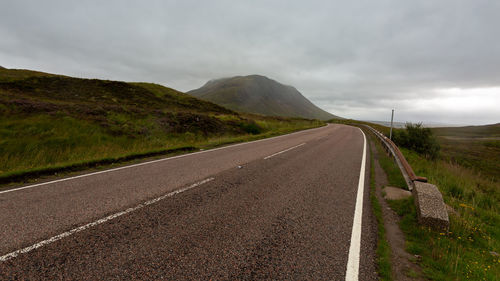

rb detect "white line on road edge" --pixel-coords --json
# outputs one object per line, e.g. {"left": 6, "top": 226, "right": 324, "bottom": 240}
{"left": 0, "top": 125, "right": 329, "bottom": 195}
{"left": 263, "top": 143, "right": 306, "bottom": 159}
{"left": 345, "top": 128, "right": 367, "bottom": 281}
{"left": 0, "top": 177, "right": 214, "bottom": 262}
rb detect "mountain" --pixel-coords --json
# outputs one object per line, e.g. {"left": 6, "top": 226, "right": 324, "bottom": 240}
{"left": 188, "top": 75, "right": 340, "bottom": 120}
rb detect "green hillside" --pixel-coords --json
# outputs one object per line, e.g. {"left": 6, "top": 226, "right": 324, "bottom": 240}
{"left": 188, "top": 75, "right": 340, "bottom": 120}
{"left": 432, "top": 123, "right": 500, "bottom": 139}
{"left": 0, "top": 68, "right": 323, "bottom": 182}
{"left": 431, "top": 123, "right": 500, "bottom": 181}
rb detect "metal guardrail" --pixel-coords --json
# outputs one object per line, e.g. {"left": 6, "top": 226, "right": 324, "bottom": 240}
{"left": 360, "top": 124, "right": 427, "bottom": 190}
{"left": 358, "top": 124, "right": 449, "bottom": 230}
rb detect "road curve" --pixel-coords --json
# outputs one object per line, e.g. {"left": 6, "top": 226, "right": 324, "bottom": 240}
{"left": 0, "top": 124, "right": 376, "bottom": 280}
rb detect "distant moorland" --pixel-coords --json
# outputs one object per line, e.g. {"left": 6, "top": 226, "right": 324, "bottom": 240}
{"left": 432, "top": 123, "right": 500, "bottom": 181}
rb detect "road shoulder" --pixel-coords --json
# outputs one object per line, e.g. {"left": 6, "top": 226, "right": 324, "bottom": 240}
{"left": 368, "top": 133, "right": 424, "bottom": 280}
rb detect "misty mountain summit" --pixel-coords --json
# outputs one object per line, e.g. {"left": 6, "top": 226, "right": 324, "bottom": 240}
{"left": 188, "top": 75, "right": 340, "bottom": 120}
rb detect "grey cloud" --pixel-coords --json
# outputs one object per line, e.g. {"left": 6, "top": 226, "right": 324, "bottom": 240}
{"left": 1, "top": 0, "right": 499, "bottom": 125}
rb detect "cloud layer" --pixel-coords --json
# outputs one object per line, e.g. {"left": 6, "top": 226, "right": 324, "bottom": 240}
{"left": 1, "top": 0, "right": 499, "bottom": 124}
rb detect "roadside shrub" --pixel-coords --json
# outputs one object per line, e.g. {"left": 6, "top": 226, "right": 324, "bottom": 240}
{"left": 393, "top": 123, "right": 440, "bottom": 159}
{"left": 239, "top": 120, "right": 262, "bottom": 135}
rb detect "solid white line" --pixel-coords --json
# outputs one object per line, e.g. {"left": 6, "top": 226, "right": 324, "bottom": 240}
{"left": 263, "top": 143, "right": 306, "bottom": 160}
{"left": 0, "top": 125, "right": 329, "bottom": 195}
{"left": 0, "top": 177, "right": 214, "bottom": 262}
{"left": 345, "top": 128, "right": 367, "bottom": 281}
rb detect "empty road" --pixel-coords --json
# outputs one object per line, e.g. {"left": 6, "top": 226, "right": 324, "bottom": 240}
{"left": 0, "top": 124, "right": 376, "bottom": 280}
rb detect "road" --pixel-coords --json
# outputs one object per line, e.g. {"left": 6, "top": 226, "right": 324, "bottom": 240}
{"left": 0, "top": 124, "right": 376, "bottom": 280}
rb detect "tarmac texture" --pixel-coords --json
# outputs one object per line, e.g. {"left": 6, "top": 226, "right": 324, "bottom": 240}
{"left": 0, "top": 124, "right": 376, "bottom": 280}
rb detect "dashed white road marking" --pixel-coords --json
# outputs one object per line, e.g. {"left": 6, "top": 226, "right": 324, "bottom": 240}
{"left": 0, "top": 177, "right": 214, "bottom": 262}
{"left": 263, "top": 143, "right": 306, "bottom": 160}
{"left": 345, "top": 128, "right": 367, "bottom": 281}
{"left": 0, "top": 125, "right": 329, "bottom": 195}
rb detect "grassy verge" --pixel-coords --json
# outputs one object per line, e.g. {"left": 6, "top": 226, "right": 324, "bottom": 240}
{"left": 0, "top": 116, "right": 323, "bottom": 186}
{"left": 0, "top": 146, "right": 196, "bottom": 184}
{"left": 376, "top": 146, "right": 408, "bottom": 189}
{"left": 372, "top": 133, "right": 499, "bottom": 279}
{"left": 393, "top": 149, "right": 499, "bottom": 280}
{"left": 367, "top": 131, "right": 393, "bottom": 280}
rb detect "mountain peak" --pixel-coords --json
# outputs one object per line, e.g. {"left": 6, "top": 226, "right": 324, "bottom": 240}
{"left": 188, "top": 75, "right": 340, "bottom": 120}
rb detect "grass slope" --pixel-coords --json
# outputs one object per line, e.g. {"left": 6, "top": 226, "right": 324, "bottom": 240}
{"left": 393, "top": 149, "right": 500, "bottom": 280}
{"left": 368, "top": 136, "right": 393, "bottom": 280}
{"left": 188, "top": 75, "right": 339, "bottom": 120}
{"left": 0, "top": 68, "right": 323, "bottom": 182}
{"left": 432, "top": 124, "right": 500, "bottom": 181}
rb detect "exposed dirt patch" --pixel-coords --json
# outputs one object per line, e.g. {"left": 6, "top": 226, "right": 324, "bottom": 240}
{"left": 370, "top": 140, "right": 424, "bottom": 280}
{"left": 384, "top": 186, "right": 412, "bottom": 200}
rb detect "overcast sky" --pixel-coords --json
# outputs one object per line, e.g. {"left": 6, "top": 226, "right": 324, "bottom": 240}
{"left": 1, "top": 0, "right": 499, "bottom": 125}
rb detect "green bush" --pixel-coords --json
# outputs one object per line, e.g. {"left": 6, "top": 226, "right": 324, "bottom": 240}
{"left": 239, "top": 121, "right": 262, "bottom": 135}
{"left": 393, "top": 123, "right": 440, "bottom": 159}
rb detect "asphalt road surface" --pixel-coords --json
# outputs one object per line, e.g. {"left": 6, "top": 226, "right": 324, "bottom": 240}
{"left": 0, "top": 124, "right": 376, "bottom": 280}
